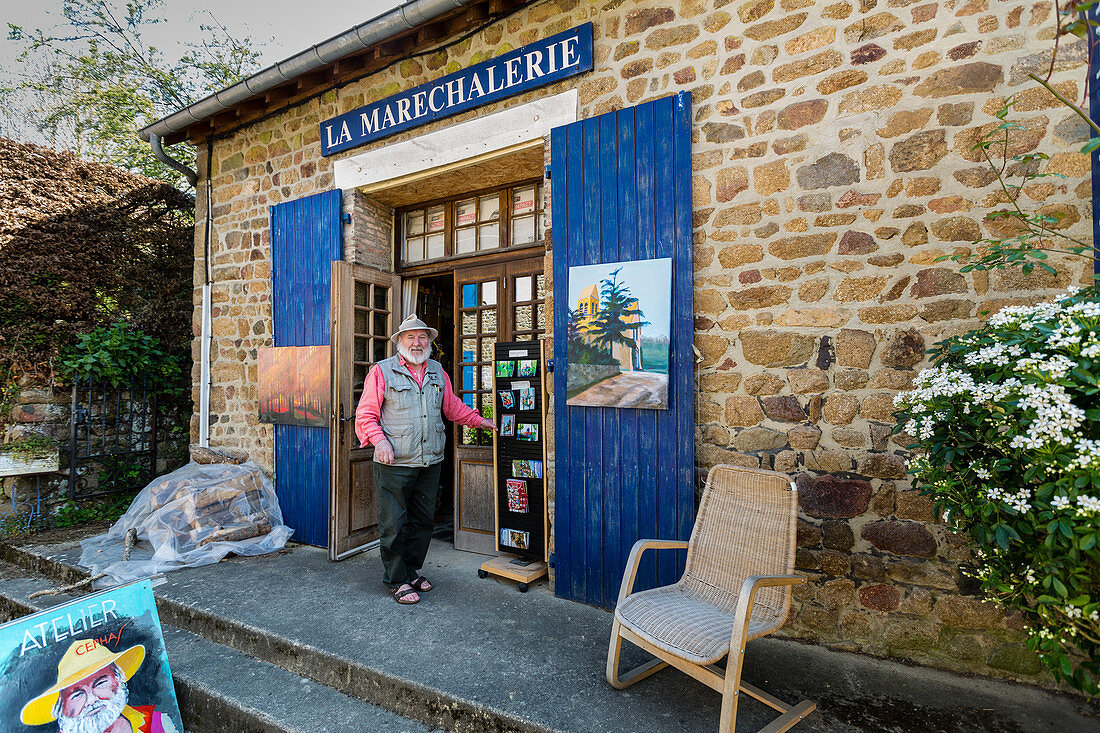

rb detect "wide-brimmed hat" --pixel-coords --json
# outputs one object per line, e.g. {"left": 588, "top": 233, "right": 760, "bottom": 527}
{"left": 20, "top": 639, "right": 146, "bottom": 725}
{"left": 390, "top": 314, "right": 438, "bottom": 343}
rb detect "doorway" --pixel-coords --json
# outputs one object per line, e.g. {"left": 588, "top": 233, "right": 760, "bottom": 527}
{"left": 415, "top": 273, "right": 456, "bottom": 540}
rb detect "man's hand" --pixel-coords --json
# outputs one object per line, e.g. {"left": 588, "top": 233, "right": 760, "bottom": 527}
{"left": 373, "top": 438, "right": 395, "bottom": 464}
{"left": 479, "top": 417, "right": 498, "bottom": 432}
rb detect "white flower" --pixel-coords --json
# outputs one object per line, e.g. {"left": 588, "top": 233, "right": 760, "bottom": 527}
{"left": 1077, "top": 495, "right": 1100, "bottom": 513}
{"left": 1051, "top": 495, "right": 1071, "bottom": 510}
{"left": 975, "top": 467, "right": 991, "bottom": 480}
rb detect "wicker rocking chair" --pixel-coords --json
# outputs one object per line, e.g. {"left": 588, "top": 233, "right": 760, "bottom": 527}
{"left": 606, "top": 464, "right": 815, "bottom": 733}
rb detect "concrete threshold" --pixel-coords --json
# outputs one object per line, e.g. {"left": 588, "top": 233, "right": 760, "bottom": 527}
{"left": 0, "top": 559, "right": 432, "bottom": 733}
{"left": 2, "top": 536, "right": 1098, "bottom": 733}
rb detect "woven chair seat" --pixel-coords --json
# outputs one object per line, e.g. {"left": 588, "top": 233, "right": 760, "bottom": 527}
{"left": 615, "top": 584, "right": 782, "bottom": 665}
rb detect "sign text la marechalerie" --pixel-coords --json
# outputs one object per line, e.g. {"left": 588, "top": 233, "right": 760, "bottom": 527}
{"left": 320, "top": 23, "right": 593, "bottom": 156}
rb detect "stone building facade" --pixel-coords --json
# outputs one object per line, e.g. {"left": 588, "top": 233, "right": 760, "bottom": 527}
{"left": 185, "top": 0, "right": 1091, "bottom": 687}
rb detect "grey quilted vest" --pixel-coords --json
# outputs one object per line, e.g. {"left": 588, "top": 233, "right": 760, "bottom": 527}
{"left": 378, "top": 356, "right": 447, "bottom": 467}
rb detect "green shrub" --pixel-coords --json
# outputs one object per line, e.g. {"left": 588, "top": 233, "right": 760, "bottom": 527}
{"left": 58, "top": 322, "right": 179, "bottom": 389}
{"left": 894, "top": 286, "right": 1100, "bottom": 696}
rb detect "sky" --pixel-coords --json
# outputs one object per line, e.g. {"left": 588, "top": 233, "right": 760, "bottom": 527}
{"left": 0, "top": 0, "right": 403, "bottom": 144}
{"left": 2, "top": 0, "right": 404, "bottom": 70}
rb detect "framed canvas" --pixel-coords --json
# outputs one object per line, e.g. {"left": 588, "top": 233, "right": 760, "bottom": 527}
{"left": 258, "top": 346, "right": 331, "bottom": 427}
{"left": 566, "top": 258, "right": 672, "bottom": 409}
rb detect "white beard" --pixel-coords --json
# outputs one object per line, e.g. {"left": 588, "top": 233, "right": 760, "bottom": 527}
{"left": 55, "top": 678, "right": 128, "bottom": 733}
{"left": 397, "top": 342, "right": 429, "bottom": 365}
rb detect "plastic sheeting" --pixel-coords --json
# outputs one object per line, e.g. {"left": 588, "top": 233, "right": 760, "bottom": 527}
{"left": 80, "top": 461, "right": 293, "bottom": 587}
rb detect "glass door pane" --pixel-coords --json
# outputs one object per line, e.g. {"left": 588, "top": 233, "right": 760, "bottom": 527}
{"left": 455, "top": 276, "right": 501, "bottom": 446}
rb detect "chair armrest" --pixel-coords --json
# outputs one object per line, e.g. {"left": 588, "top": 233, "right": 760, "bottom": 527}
{"left": 615, "top": 539, "right": 690, "bottom": 605}
{"left": 729, "top": 574, "right": 806, "bottom": 650}
{"left": 740, "top": 574, "right": 806, "bottom": 593}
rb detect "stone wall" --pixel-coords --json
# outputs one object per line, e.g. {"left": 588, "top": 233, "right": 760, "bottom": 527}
{"left": 565, "top": 363, "right": 621, "bottom": 393}
{"left": 2, "top": 380, "right": 69, "bottom": 513}
{"left": 194, "top": 0, "right": 1091, "bottom": 686}
{"left": 344, "top": 190, "right": 394, "bottom": 270}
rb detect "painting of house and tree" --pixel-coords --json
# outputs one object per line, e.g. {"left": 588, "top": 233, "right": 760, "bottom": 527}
{"left": 566, "top": 258, "right": 671, "bottom": 409}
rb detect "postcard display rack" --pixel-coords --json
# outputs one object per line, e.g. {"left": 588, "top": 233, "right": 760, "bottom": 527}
{"left": 479, "top": 340, "right": 549, "bottom": 592}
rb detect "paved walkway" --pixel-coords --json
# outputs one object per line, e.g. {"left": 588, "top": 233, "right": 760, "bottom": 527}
{"left": 3, "top": 532, "right": 1098, "bottom": 732}
{"left": 570, "top": 371, "right": 668, "bottom": 408}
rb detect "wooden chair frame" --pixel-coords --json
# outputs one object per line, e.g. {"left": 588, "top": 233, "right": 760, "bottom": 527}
{"left": 606, "top": 466, "right": 816, "bottom": 733}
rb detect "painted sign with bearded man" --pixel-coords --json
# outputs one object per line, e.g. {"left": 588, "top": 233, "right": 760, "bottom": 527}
{"left": 0, "top": 579, "right": 182, "bottom": 733}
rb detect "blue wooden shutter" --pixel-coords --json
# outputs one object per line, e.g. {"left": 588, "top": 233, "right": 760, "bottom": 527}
{"left": 550, "top": 92, "right": 694, "bottom": 608}
{"left": 270, "top": 189, "right": 342, "bottom": 547}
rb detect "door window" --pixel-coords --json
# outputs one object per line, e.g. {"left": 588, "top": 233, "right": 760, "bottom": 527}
{"left": 457, "top": 280, "right": 498, "bottom": 446}
{"left": 353, "top": 280, "right": 392, "bottom": 403}
{"left": 511, "top": 272, "right": 548, "bottom": 342}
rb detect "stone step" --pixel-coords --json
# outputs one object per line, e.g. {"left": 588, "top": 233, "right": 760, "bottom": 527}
{"left": 0, "top": 559, "right": 434, "bottom": 733}
{"left": 0, "top": 541, "right": 550, "bottom": 733}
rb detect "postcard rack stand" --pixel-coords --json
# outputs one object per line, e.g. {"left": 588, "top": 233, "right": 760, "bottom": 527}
{"left": 479, "top": 340, "right": 549, "bottom": 592}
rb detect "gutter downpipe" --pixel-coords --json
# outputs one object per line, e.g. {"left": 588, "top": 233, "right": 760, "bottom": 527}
{"left": 199, "top": 141, "right": 213, "bottom": 447}
{"left": 149, "top": 132, "right": 210, "bottom": 447}
{"left": 149, "top": 133, "right": 197, "bottom": 187}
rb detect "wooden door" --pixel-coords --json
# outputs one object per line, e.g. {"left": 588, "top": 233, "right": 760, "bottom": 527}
{"left": 549, "top": 92, "right": 695, "bottom": 608}
{"left": 329, "top": 261, "right": 398, "bottom": 560}
{"left": 452, "top": 257, "right": 547, "bottom": 554}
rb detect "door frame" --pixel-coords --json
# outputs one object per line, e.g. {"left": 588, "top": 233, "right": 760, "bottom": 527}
{"left": 450, "top": 255, "right": 545, "bottom": 554}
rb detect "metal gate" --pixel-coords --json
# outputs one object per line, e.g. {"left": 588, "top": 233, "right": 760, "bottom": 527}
{"left": 68, "top": 380, "right": 164, "bottom": 500}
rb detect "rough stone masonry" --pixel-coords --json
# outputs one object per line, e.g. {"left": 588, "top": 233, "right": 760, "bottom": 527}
{"left": 193, "top": 0, "right": 1092, "bottom": 688}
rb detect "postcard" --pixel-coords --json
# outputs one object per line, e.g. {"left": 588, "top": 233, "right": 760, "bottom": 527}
{"left": 519, "top": 387, "right": 535, "bottom": 411}
{"left": 499, "top": 390, "right": 515, "bottom": 410}
{"left": 517, "top": 359, "right": 537, "bottom": 377}
{"left": 495, "top": 360, "right": 515, "bottom": 378}
{"left": 501, "top": 528, "right": 530, "bottom": 550}
{"left": 517, "top": 423, "right": 538, "bottom": 442}
{"left": 512, "top": 459, "right": 543, "bottom": 478}
{"left": 501, "top": 414, "right": 516, "bottom": 436}
{"left": 506, "top": 479, "right": 529, "bottom": 512}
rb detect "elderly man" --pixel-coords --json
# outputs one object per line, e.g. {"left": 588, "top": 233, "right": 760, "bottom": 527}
{"left": 21, "top": 638, "right": 178, "bottom": 733}
{"left": 355, "top": 314, "right": 495, "bottom": 604}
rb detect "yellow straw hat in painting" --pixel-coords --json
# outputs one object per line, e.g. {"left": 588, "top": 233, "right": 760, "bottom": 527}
{"left": 390, "top": 314, "right": 438, "bottom": 344}
{"left": 20, "top": 639, "right": 146, "bottom": 725}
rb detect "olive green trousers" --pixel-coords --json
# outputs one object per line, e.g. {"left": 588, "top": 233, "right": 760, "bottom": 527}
{"left": 373, "top": 461, "right": 442, "bottom": 586}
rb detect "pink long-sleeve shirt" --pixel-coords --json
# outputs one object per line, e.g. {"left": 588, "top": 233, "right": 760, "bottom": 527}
{"left": 354, "top": 356, "right": 484, "bottom": 448}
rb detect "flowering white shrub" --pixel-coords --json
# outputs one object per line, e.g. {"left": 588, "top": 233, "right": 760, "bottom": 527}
{"left": 894, "top": 286, "right": 1100, "bottom": 696}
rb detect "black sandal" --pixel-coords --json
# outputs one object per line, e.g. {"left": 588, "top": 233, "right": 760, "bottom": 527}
{"left": 409, "top": 576, "right": 433, "bottom": 592}
{"left": 390, "top": 583, "right": 420, "bottom": 604}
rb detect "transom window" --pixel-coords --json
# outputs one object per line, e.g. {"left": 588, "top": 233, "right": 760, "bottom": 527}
{"left": 400, "top": 181, "right": 544, "bottom": 265}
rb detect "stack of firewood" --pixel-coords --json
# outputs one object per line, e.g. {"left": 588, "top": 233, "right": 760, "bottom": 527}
{"left": 149, "top": 468, "right": 273, "bottom": 547}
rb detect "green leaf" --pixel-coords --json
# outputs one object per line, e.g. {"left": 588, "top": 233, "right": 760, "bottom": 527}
{"left": 1081, "top": 137, "right": 1100, "bottom": 154}
{"left": 1052, "top": 577, "right": 1068, "bottom": 597}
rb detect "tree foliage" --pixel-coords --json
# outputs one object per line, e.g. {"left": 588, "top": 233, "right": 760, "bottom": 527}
{"left": 585, "top": 268, "right": 650, "bottom": 362}
{"left": 0, "top": 138, "right": 193, "bottom": 375}
{"left": 3, "top": 0, "right": 262, "bottom": 185}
